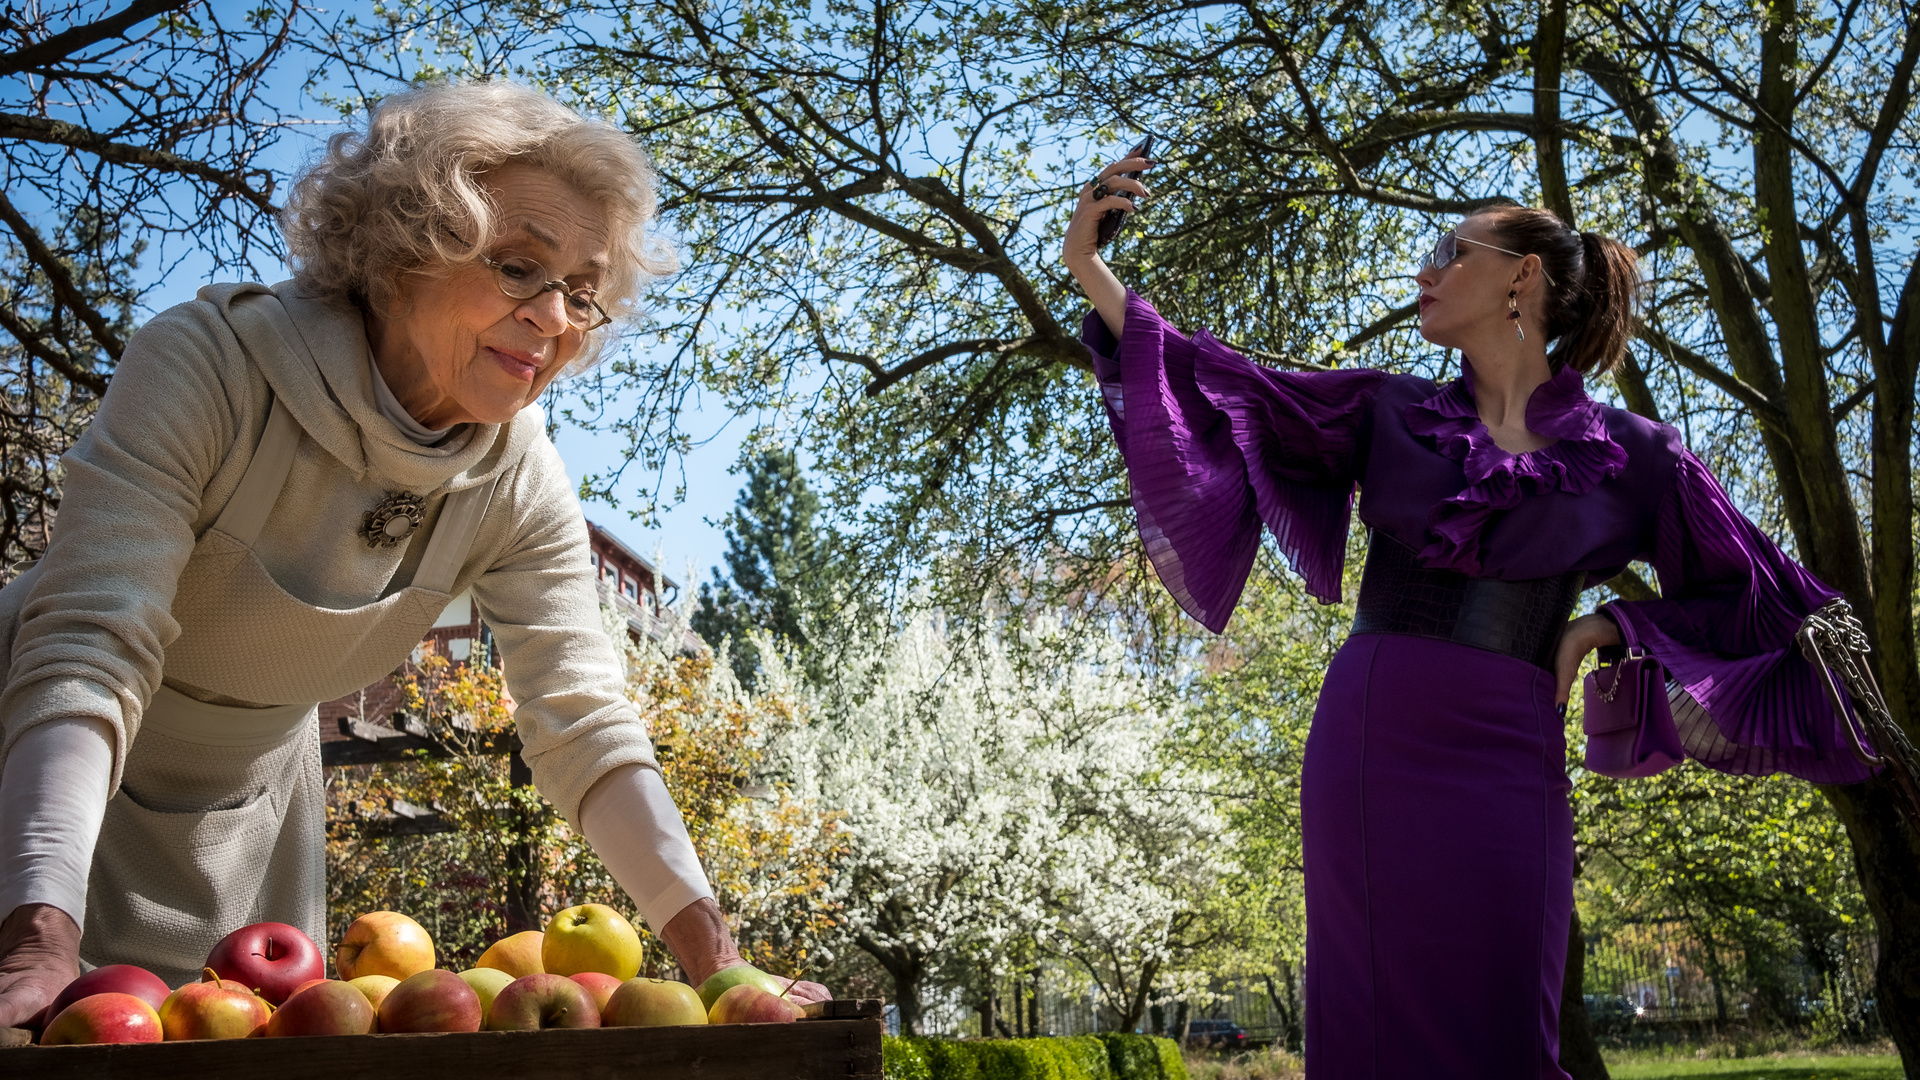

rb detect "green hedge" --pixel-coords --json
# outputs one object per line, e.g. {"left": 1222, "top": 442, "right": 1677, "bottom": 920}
{"left": 882, "top": 1034, "right": 1185, "bottom": 1080}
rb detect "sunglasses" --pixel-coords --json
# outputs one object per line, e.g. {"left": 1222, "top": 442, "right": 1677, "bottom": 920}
{"left": 1420, "top": 230, "right": 1552, "bottom": 284}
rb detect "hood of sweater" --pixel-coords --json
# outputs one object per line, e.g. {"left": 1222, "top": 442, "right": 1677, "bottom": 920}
{"left": 199, "top": 280, "right": 545, "bottom": 495}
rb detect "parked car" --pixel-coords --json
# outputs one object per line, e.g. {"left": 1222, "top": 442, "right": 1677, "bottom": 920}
{"left": 1184, "top": 1019, "right": 1249, "bottom": 1049}
{"left": 1582, "top": 994, "right": 1638, "bottom": 1033}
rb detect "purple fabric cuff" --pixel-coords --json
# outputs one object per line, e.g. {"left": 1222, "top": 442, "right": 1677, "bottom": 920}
{"left": 1599, "top": 452, "right": 1873, "bottom": 784}
{"left": 1083, "top": 292, "right": 1385, "bottom": 631}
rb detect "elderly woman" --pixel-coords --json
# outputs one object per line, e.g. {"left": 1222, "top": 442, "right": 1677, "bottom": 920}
{"left": 0, "top": 82, "right": 821, "bottom": 1022}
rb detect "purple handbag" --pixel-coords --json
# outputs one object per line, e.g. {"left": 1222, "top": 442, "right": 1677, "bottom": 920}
{"left": 1582, "top": 613, "right": 1684, "bottom": 778}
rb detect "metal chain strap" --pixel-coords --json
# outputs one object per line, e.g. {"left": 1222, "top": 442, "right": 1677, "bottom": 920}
{"left": 1796, "top": 599, "right": 1920, "bottom": 831}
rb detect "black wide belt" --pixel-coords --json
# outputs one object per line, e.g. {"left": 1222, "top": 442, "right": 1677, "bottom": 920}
{"left": 1350, "top": 531, "right": 1585, "bottom": 670}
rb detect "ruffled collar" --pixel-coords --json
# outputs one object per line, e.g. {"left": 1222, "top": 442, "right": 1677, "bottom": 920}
{"left": 1401, "top": 359, "right": 1628, "bottom": 574}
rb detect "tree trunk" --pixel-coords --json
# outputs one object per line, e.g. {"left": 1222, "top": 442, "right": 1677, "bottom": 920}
{"left": 1558, "top": 908, "right": 1610, "bottom": 1080}
{"left": 1263, "top": 968, "right": 1303, "bottom": 1053}
{"left": 857, "top": 936, "right": 926, "bottom": 1035}
{"left": 1824, "top": 781, "right": 1920, "bottom": 1073}
{"left": 504, "top": 749, "right": 540, "bottom": 933}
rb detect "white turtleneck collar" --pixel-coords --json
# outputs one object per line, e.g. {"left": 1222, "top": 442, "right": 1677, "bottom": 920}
{"left": 368, "top": 353, "right": 459, "bottom": 447}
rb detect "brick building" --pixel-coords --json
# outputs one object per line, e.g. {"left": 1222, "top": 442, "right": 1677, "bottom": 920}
{"left": 319, "top": 519, "right": 701, "bottom": 755}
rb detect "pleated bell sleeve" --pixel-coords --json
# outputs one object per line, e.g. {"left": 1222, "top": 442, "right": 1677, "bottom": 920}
{"left": 1602, "top": 450, "right": 1876, "bottom": 784}
{"left": 1084, "top": 291, "right": 1387, "bottom": 633}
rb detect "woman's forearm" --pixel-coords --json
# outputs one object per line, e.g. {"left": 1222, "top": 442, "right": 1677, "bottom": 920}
{"left": 0, "top": 717, "right": 114, "bottom": 928}
{"left": 577, "top": 764, "right": 715, "bottom": 939}
{"left": 1067, "top": 252, "right": 1128, "bottom": 340}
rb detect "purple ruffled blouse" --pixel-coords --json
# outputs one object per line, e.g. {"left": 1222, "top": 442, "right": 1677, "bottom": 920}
{"left": 1086, "top": 290, "right": 1873, "bottom": 785}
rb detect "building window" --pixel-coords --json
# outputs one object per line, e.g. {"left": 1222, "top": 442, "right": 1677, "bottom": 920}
{"left": 590, "top": 551, "right": 600, "bottom": 568}
{"left": 622, "top": 577, "right": 637, "bottom": 600}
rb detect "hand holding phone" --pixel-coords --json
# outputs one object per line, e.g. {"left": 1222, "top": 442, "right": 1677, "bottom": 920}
{"left": 1092, "top": 135, "right": 1155, "bottom": 246}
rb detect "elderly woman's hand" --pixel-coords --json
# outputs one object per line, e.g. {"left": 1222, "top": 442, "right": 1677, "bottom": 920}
{"left": 0, "top": 904, "right": 82, "bottom": 1029}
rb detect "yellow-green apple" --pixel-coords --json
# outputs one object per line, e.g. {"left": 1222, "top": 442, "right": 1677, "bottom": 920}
{"left": 707, "top": 983, "right": 803, "bottom": 1025}
{"left": 347, "top": 974, "right": 401, "bottom": 1030}
{"left": 542, "top": 905, "right": 641, "bottom": 979}
{"left": 157, "top": 968, "right": 273, "bottom": 1040}
{"left": 476, "top": 931, "right": 544, "bottom": 978}
{"left": 41, "top": 964, "right": 170, "bottom": 1026}
{"left": 602, "top": 978, "right": 708, "bottom": 1027}
{"left": 335, "top": 911, "right": 435, "bottom": 981}
{"left": 569, "top": 972, "right": 622, "bottom": 1014}
{"left": 484, "top": 973, "right": 601, "bottom": 1030}
{"left": 206, "top": 921, "right": 325, "bottom": 1005}
{"left": 41, "top": 993, "right": 164, "bottom": 1044}
{"left": 263, "top": 980, "right": 375, "bottom": 1037}
{"left": 458, "top": 967, "right": 516, "bottom": 1023}
{"left": 377, "top": 969, "right": 481, "bottom": 1033}
{"left": 695, "top": 964, "right": 788, "bottom": 1010}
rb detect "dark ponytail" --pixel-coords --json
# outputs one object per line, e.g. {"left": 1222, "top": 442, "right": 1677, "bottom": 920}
{"left": 1472, "top": 208, "right": 1642, "bottom": 376}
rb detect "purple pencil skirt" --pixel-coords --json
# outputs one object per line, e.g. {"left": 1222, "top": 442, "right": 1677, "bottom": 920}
{"left": 1302, "top": 632, "right": 1574, "bottom": 1079}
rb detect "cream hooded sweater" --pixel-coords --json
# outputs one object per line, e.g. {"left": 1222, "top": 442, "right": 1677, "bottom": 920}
{"left": 0, "top": 281, "right": 710, "bottom": 932}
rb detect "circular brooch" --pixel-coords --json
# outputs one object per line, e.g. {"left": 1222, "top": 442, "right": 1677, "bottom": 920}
{"left": 361, "top": 491, "right": 426, "bottom": 549}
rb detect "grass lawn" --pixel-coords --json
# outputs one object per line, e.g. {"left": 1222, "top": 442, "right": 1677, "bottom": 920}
{"left": 1606, "top": 1053, "right": 1904, "bottom": 1080}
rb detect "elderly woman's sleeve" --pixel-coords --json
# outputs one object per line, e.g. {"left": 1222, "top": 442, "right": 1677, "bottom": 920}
{"left": 467, "top": 441, "right": 663, "bottom": 828}
{"left": 0, "top": 300, "right": 249, "bottom": 788}
{"left": 1086, "top": 290, "right": 1388, "bottom": 633}
{"left": 1600, "top": 450, "right": 1875, "bottom": 784}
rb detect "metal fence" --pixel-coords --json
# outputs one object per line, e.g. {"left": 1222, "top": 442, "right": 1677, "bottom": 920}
{"left": 899, "top": 923, "right": 1880, "bottom": 1041}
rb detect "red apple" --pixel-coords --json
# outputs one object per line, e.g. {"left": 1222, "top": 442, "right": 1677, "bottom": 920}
{"left": 41, "top": 992, "right": 163, "bottom": 1045}
{"left": 603, "top": 977, "right": 709, "bottom": 1027}
{"left": 263, "top": 980, "right": 375, "bottom": 1037}
{"left": 157, "top": 968, "right": 272, "bottom": 1040}
{"left": 484, "top": 973, "right": 600, "bottom": 1031}
{"left": 377, "top": 969, "right": 481, "bottom": 1034}
{"left": 206, "top": 921, "right": 325, "bottom": 1005}
{"left": 569, "top": 971, "right": 622, "bottom": 1014}
{"left": 42, "top": 964, "right": 170, "bottom": 1026}
{"left": 706, "top": 982, "right": 803, "bottom": 1025}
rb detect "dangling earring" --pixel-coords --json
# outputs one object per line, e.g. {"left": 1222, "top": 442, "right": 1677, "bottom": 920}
{"left": 1508, "top": 289, "right": 1524, "bottom": 341}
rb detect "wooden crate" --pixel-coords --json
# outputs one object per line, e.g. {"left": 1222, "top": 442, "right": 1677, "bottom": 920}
{"left": 0, "top": 999, "right": 884, "bottom": 1079}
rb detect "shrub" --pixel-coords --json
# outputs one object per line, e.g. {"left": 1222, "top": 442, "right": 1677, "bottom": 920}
{"left": 885, "top": 1037, "right": 935, "bottom": 1080}
{"left": 884, "top": 1035, "right": 1175, "bottom": 1080}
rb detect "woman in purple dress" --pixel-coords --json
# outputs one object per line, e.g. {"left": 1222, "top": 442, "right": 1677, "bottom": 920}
{"left": 1063, "top": 155, "right": 1875, "bottom": 1077}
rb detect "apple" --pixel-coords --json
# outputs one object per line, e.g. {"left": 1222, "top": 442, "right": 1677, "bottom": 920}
{"left": 157, "top": 968, "right": 272, "bottom": 1040}
{"left": 569, "top": 972, "right": 622, "bottom": 1014}
{"left": 484, "top": 973, "right": 601, "bottom": 1031}
{"left": 602, "top": 977, "right": 708, "bottom": 1027}
{"left": 42, "top": 964, "right": 170, "bottom": 1025}
{"left": 476, "top": 930, "right": 545, "bottom": 978}
{"left": 542, "top": 904, "right": 641, "bottom": 980}
{"left": 264, "top": 980, "right": 375, "bottom": 1037}
{"left": 695, "top": 964, "right": 788, "bottom": 1010}
{"left": 206, "top": 921, "right": 325, "bottom": 1005}
{"left": 347, "top": 974, "right": 401, "bottom": 1030}
{"left": 458, "top": 967, "right": 516, "bottom": 1023}
{"left": 335, "top": 911, "right": 435, "bottom": 981}
{"left": 707, "top": 982, "right": 804, "bottom": 1025}
{"left": 377, "top": 969, "right": 481, "bottom": 1034}
{"left": 41, "top": 992, "right": 163, "bottom": 1045}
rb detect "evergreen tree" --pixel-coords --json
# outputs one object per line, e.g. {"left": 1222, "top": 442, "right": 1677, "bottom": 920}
{"left": 691, "top": 448, "right": 823, "bottom": 687}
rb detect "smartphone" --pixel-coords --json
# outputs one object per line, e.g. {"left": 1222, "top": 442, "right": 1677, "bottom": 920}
{"left": 1095, "top": 135, "right": 1155, "bottom": 246}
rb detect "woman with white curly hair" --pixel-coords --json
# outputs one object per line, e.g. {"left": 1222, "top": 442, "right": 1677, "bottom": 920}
{"left": 0, "top": 81, "right": 826, "bottom": 1020}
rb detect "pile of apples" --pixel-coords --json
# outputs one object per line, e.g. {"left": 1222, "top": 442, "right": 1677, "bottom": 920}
{"left": 36, "top": 902, "right": 805, "bottom": 1045}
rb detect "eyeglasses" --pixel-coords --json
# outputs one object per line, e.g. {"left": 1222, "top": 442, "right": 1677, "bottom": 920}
{"left": 480, "top": 253, "right": 613, "bottom": 331}
{"left": 1420, "top": 230, "right": 1551, "bottom": 283}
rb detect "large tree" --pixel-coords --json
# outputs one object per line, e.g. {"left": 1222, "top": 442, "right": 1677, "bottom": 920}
{"left": 691, "top": 447, "right": 828, "bottom": 686}
{"left": 0, "top": 1, "right": 304, "bottom": 573}
{"left": 416, "top": 0, "right": 1913, "bottom": 1060}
